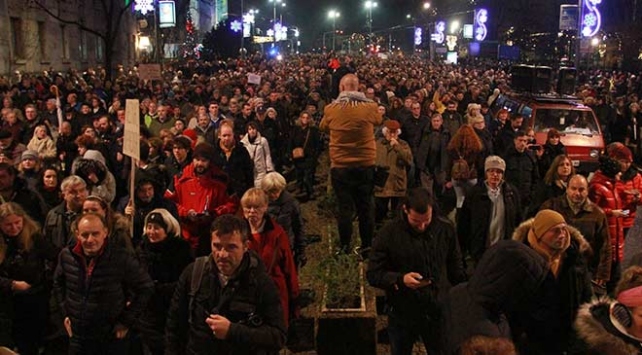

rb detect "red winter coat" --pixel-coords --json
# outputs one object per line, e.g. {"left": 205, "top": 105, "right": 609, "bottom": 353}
{"left": 589, "top": 171, "right": 625, "bottom": 262}
{"left": 615, "top": 171, "right": 642, "bottom": 229}
{"left": 248, "top": 217, "right": 299, "bottom": 326}
{"left": 166, "top": 164, "right": 237, "bottom": 249}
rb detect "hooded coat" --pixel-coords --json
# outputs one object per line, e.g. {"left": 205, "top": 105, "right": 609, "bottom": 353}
{"left": 573, "top": 298, "right": 642, "bottom": 355}
{"left": 443, "top": 240, "right": 550, "bottom": 353}
{"left": 589, "top": 170, "right": 625, "bottom": 262}
{"left": 72, "top": 149, "right": 116, "bottom": 203}
{"left": 511, "top": 218, "right": 594, "bottom": 354}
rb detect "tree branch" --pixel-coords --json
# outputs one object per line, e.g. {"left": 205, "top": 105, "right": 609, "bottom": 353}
{"left": 32, "top": 0, "right": 105, "bottom": 39}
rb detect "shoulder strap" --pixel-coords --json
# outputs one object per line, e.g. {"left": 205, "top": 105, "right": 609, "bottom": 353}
{"left": 188, "top": 256, "right": 208, "bottom": 324}
{"left": 302, "top": 128, "right": 311, "bottom": 150}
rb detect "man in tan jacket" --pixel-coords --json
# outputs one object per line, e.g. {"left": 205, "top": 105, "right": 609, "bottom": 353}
{"left": 320, "top": 74, "right": 382, "bottom": 255}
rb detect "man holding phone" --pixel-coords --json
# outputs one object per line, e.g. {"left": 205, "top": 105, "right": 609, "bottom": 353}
{"left": 367, "top": 187, "right": 466, "bottom": 355}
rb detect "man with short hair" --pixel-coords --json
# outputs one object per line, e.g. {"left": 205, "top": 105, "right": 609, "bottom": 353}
{"left": 502, "top": 130, "right": 540, "bottom": 214}
{"left": 165, "top": 214, "right": 286, "bottom": 354}
{"left": 320, "top": 74, "right": 382, "bottom": 254}
{"left": 167, "top": 142, "right": 237, "bottom": 256}
{"left": 496, "top": 114, "right": 524, "bottom": 155}
{"left": 442, "top": 101, "right": 463, "bottom": 135}
{"left": 22, "top": 104, "right": 50, "bottom": 145}
{"left": 540, "top": 174, "right": 611, "bottom": 287}
{"left": 149, "top": 104, "right": 176, "bottom": 138}
{"left": 211, "top": 121, "right": 254, "bottom": 197}
{"left": 44, "top": 175, "right": 89, "bottom": 250}
{"left": 54, "top": 213, "right": 154, "bottom": 353}
{"left": 367, "top": 187, "right": 466, "bottom": 355}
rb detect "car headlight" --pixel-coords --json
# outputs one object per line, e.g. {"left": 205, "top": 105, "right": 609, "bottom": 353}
{"left": 590, "top": 149, "right": 599, "bottom": 159}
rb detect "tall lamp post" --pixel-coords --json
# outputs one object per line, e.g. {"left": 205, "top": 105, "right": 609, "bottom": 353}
{"left": 328, "top": 10, "right": 340, "bottom": 51}
{"left": 364, "top": 1, "right": 377, "bottom": 38}
{"left": 268, "top": 0, "right": 285, "bottom": 25}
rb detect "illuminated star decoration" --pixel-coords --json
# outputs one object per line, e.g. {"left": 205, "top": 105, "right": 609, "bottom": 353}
{"left": 230, "top": 20, "right": 242, "bottom": 32}
{"left": 134, "top": 0, "right": 155, "bottom": 15}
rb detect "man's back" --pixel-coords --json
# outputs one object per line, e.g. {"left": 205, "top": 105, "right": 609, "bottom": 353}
{"left": 320, "top": 92, "right": 382, "bottom": 168}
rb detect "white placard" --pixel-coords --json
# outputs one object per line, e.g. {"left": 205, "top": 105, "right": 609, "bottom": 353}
{"left": 247, "top": 73, "right": 261, "bottom": 85}
{"left": 123, "top": 99, "right": 140, "bottom": 160}
{"left": 138, "top": 64, "right": 162, "bottom": 81}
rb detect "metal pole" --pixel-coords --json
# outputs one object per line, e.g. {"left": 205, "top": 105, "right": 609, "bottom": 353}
{"left": 240, "top": 0, "right": 244, "bottom": 58}
{"left": 574, "top": 0, "right": 582, "bottom": 68}
{"left": 332, "top": 19, "right": 336, "bottom": 51}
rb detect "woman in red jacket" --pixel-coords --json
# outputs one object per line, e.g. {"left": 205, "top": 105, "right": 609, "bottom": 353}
{"left": 590, "top": 155, "right": 627, "bottom": 291}
{"left": 241, "top": 188, "right": 299, "bottom": 326}
{"left": 608, "top": 143, "right": 642, "bottom": 237}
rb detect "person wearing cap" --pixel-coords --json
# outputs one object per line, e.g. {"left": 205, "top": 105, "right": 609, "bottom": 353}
{"left": 374, "top": 119, "right": 413, "bottom": 225}
{"left": 511, "top": 209, "right": 593, "bottom": 354}
{"left": 458, "top": 155, "right": 521, "bottom": 264}
{"left": 17, "top": 149, "right": 41, "bottom": 191}
{"left": 136, "top": 209, "right": 193, "bottom": 355}
{"left": 574, "top": 266, "right": 642, "bottom": 354}
{"left": 166, "top": 142, "right": 238, "bottom": 256}
{"left": 541, "top": 174, "right": 612, "bottom": 292}
{"left": 590, "top": 155, "right": 629, "bottom": 292}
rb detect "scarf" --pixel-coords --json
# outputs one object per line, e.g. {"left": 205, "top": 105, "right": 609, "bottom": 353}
{"left": 527, "top": 228, "right": 570, "bottom": 278}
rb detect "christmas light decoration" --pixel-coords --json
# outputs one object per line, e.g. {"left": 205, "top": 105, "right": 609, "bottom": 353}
{"left": 581, "top": 0, "right": 601, "bottom": 37}
{"left": 474, "top": 8, "right": 488, "bottom": 41}
{"left": 135, "top": 0, "right": 155, "bottom": 15}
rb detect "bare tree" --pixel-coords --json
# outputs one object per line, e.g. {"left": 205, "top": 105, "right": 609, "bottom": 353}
{"left": 31, "top": 0, "right": 135, "bottom": 80}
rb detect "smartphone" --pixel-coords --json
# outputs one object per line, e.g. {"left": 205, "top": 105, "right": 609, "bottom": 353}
{"left": 528, "top": 144, "right": 542, "bottom": 150}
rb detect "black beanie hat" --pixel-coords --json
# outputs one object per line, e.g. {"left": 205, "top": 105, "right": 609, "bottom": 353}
{"left": 146, "top": 212, "right": 167, "bottom": 231}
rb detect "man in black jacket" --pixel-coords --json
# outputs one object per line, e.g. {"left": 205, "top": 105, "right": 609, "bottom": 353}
{"left": 502, "top": 131, "right": 540, "bottom": 216}
{"left": 458, "top": 156, "right": 522, "bottom": 264}
{"left": 54, "top": 213, "right": 154, "bottom": 354}
{"left": 212, "top": 120, "right": 254, "bottom": 198}
{"left": 165, "top": 214, "right": 286, "bottom": 354}
{"left": 367, "top": 187, "right": 466, "bottom": 355}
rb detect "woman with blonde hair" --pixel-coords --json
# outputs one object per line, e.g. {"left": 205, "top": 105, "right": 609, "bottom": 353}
{"left": 446, "top": 124, "right": 484, "bottom": 208}
{"left": 241, "top": 188, "right": 299, "bottom": 326}
{"left": 0, "top": 202, "right": 56, "bottom": 354}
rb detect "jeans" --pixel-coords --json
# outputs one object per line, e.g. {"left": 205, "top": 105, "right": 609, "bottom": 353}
{"left": 452, "top": 178, "right": 477, "bottom": 208}
{"left": 331, "top": 166, "right": 375, "bottom": 252}
{"left": 387, "top": 313, "right": 443, "bottom": 355}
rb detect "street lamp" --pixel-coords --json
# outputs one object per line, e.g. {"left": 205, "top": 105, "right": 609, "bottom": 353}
{"left": 328, "top": 10, "right": 340, "bottom": 51}
{"left": 268, "top": 0, "right": 285, "bottom": 25}
{"left": 364, "top": 1, "right": 377, "bottom": 37}
{"left": 450, "top": 20, "right": 460, "bottom": 34}
{"left": 423, "top": 2, "right": 431, "bottom": 10}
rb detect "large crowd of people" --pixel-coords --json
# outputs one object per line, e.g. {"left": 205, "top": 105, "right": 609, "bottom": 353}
{"left": 0, "top": 52, "right": 641, "bottom": 354}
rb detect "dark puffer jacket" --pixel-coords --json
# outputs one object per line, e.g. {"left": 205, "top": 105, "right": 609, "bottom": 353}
{"left": 53, "top": 241, "right": 154, "bottom": 341}
{"left": 502, "top": 145, "right": 540, "bottom": 207}
{"left": 267, "top": 191, "right": 304, "bottom": 253}
{"left": 443, "top": 240, "right": 550, "bottom": 353}
{"left": 511, "top": 218, "right": 594, "bottom": 355}
{"left": 165, "top": 252, "right": 286, "bottom": 355}
{"left": 136, "top": 236, "right": 193, "bottom": 350}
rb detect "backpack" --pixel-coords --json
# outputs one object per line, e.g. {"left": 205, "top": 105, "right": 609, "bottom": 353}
{"left": 187, "top": 256, "right": 209, "bottom": 324}
{"left": 451, "top": 153, "right": 472, "bottom": 180}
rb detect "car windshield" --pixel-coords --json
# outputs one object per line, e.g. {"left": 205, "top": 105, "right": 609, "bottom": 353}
{"left": 533, "top": 108, "right": 600, "bottom": 136}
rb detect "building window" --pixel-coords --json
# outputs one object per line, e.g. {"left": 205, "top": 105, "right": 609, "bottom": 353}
{"left": 79, "top": 31, "right": 87, "bottom": 61}
{"left": 96, "top": 35, "right": 103, "bottom": 61}
{"left": 61, "top": 25, "right": 69, "bottom": 60}
{"left": 10, "top": 17, "right": 24, "bottom": 59}
{"left": 38, "top": 21, "right": 47, "bottom": 61}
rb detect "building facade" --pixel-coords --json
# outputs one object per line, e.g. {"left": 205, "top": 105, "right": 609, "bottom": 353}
{"left": 0, "top": 0, "right": 138, "bottom": 76}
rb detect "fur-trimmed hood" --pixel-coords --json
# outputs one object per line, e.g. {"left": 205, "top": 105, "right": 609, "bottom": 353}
{"left": 575, "top": 298, "right": 642, "bottom": 355}
{"left": 512, "top": 217, "right": 593, "bottom": 257}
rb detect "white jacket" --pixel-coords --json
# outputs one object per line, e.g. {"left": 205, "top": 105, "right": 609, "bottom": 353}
{"left": 240, "top": 132, "right": 274, "bottom": 188}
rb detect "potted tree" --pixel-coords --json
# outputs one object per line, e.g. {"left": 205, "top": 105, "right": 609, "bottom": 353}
{"left": 310, "top": 228, "right": 377, "bottom": 355}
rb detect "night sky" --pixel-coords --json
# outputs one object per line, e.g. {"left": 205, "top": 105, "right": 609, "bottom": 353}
{"left": 232, "top": 0, "right": 638, "bottom": 50}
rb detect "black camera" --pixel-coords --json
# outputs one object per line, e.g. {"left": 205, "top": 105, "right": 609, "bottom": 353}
{"left": 240, "top": 313, "right": 264, "bottom": 327}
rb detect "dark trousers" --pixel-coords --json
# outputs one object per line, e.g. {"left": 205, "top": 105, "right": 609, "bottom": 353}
{"left": 388, "top": 313, "right": 443, "bottom": 355}
{"left": 13, "top": 292, "right": 49, "bottom": 355}
{"left": 375, "top": 196, "right": 401, "bottom": 224}
{"left": 295, "top": 158, "right": 315, "bottom": 197}
{"left": 331, "top": 166, "right": 375, "bottom": 252}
